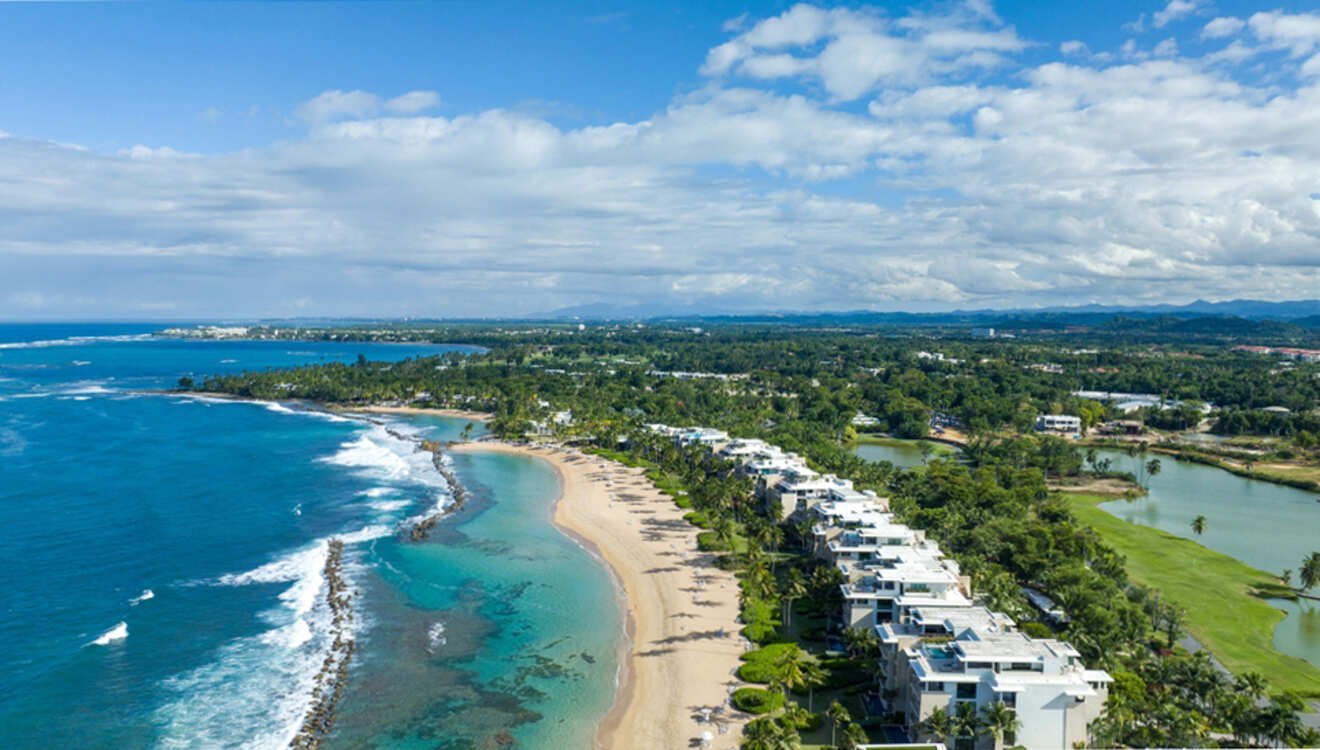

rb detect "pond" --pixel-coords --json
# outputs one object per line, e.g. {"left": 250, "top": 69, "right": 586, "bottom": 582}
{"left": 853, "top": 439, "right": 957, "bottom": 469}
{"left": 1095, "top": 449, "right": 1320, "bottom": 670}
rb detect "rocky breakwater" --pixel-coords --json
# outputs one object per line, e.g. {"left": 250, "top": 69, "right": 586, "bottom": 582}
{"left": 290, "top": 539, "right": 356, "bottom": 750}
{"left": 406, "top": 439, "right": 471, "bottom": 542}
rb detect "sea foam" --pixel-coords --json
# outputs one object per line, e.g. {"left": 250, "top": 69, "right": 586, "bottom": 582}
{"left": 0, "top": 333, "right": 154, "bottom": 350}
{"left": 89, "top": 621, "right": 128, "bottom": 646}
{"left": 129, "top": 589, "right": 154, "bottom": 606}
{"left": 159, "top": 526, "right": 388, "bottom": 749}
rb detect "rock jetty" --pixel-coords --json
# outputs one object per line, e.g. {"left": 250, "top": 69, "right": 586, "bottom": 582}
{"left": 289, "top": 539, "right": 356, "bottom": 750}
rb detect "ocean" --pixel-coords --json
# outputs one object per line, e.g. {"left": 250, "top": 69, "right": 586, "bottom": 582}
{"left": 0, "top": 324, "right": 621, "bottom": 749}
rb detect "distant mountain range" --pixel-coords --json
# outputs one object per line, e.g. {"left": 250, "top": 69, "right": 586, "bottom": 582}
{"left": 539, "top": 299, "right": 1320, "bottom": 329}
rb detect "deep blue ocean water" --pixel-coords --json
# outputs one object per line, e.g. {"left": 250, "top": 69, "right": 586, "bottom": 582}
{"left": 0, "top": 324, "right": 620, "bottom": 749}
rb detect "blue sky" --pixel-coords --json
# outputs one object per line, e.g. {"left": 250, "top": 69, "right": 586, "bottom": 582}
{"left": 3, "top": 0, "right": 1320, "bottom": 318}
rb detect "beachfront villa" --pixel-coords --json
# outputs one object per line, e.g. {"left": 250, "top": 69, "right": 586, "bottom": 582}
{"left": 648, "top": 424, "right": 1111, "bottom": 750}
{"left": 899, "top": 630, "right": 1111, "bottom": 750}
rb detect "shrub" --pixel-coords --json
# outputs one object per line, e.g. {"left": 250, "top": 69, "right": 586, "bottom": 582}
{"left": 674, "top": 495, "right": 693, "bottom": 508}
{"left": 732, "top": 687, "right": 784, "bottom": 715}
{"left": 683, "top": 510, "right": 711, "bottom": 528}
{"left": 782, "top": 711, "right": 823, "bottom": 731}
{"left": 697, "top": 531, "right": 725, "bottom": 551}
{"left": 1021, "top": 621, "right": 1054, "bottom": 638}
{"left": 740, "top": 642, "right": 797, "bottom": 664}
{"left": 737, "top": 661, "right": 776, "bottom": 683}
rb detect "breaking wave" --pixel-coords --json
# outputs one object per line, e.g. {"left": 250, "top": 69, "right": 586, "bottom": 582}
{"left": 89, "top": 621, "right": 128, "bottom": 646}
{"left": 0, "top": 333, "right": 155, "bottom": 350}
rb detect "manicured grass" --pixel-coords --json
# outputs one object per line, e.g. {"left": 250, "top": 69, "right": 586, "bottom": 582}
{"left": 1065, "top": 493, "right": 1320, "bottom": 696}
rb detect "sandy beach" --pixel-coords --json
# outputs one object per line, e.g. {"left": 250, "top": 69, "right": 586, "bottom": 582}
{"left": 449, "top": 441, "right": 749, "bottom": 750}
{"left": 344, "top": 404, "right": 492, "bottom": 421}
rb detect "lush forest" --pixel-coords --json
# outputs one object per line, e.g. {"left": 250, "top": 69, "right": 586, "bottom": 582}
{"left": 194, "top": 324, "right": 1320, "bottom": 748}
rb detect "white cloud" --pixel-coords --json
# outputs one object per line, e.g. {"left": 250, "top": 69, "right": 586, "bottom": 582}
{"left": 1060, "top": 40, "right": 1088, "bottom": 56}
{"left": 701, "top": 3, "right": 1025, "bottom": 101}
{"left": 6, "top": 4, "right": 1320, "bottom": 317}
{"left": 1248, "top": 10, "right": 1320, "bottom": 57}
{"left": 1201, "top": 16, "right": 1244, "bottom": 39}
{"left": 1153, "top": 37, "right": 1179, "bottom": 57}
{"left": 1153, "top": 0, "right": 1202, "bottom": 29}
{"left": 295, "top": 90, "right": 382, "bottom": 123}
{"left": 383, "top": 91, "right": 440, "bottom": 114}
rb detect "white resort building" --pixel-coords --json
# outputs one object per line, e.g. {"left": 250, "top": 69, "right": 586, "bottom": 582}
{"left": 646, "top": 424, "right": 1111, "bottom": 750}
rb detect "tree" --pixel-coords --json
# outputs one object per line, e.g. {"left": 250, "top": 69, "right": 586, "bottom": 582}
{"left": 460, "top": 421, "right": 475, "bottom": 441}
{"left": 742, "top": 717, "right": 787, "bottom": 750}
{"left": 838, "top": 721, "right": 867, "bottom": 750}
{"left": 1300, "top": 551, "right": 1320, "bottom": 592}
{"left": 801, "top": 661, "right": 827, "bottom": 712}
{"left": 919, "top": 706, "right": 954, "bottom": 745}
{"left": 826, "top": 701, "right": 851, "bottom": 748}
{"left": 980, "top": 701, "right": 1022, "bottom": 747}
{"left": 775, "top": 645, "right": 810, "bottom": 706}
{"left": 1144, "top": 457, "right": 1162, "bottom": 488}
{"left": 1191, "top": 515, "right": 1206, "bottom": 538}
{"left": 952, "top": 700, "right": 983, "bottom": 744}
{"left": 1163, "top": 604, "right": 1187, "bottom": 649}
{"left": 782, "top": 567, "right": 807, "bottom": 628}
{"left": 1282, "top": 569, "right": 1293, "bottom": 588}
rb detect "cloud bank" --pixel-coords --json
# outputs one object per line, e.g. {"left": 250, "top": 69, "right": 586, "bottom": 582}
{"left": 4, "top": 2, "right": 1320, "bottom": 317}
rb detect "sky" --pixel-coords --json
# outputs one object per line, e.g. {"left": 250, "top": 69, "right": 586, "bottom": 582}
{"left": 3, "top": 0, "right": 1320, "bottom": 319}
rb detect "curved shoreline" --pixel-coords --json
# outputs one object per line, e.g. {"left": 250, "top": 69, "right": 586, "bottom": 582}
{"left": 450, "top": 441, "right": 749, "bottom": 750}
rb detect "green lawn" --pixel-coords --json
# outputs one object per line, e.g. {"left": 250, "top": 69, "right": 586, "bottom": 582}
{"left": 1065, "top": 493, "right": 1320, "bottom": 696}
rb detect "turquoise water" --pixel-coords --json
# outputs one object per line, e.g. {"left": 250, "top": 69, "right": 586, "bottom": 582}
{"left": 0, "top": 324, "right": 619, "bottom": 748}
{"left": 1094, "top": 449, "right": 1320, "bottom": 670}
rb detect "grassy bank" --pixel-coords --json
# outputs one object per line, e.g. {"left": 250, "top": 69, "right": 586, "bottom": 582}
{"left": 1064, "top": 493, "right": 1320, "bottom": 697}
{"left": 852, "top": 434, "right": 958, "bottom": 455}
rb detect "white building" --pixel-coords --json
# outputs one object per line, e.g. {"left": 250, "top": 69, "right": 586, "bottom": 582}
{"left": 901, "top": 630, "right": 1111, "bottom": 750}
{"left": 1034, "top": 414, "right": 1081, "bottom": 433}
{"left": 852, "top": 412, "right": 881, "bottom": 428}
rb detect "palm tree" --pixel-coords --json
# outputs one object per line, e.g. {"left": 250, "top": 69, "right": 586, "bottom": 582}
{"left": 742, "top": 717, "right": 784, "bottom": 750}
{"left": 953, "top": 700, "right": 983, "bottom": 745}
{"left": 801, "top": 661, "right": 827, "bottom": 712}
{"left": 919, "top": 706, "right": 954, "bottom": 745}
{"left": 1300, "top": 551, "right": 1320, "bottom": 591}
{"left": 826, "top": 701, "right": 851, "bottom": 747}
{"left": 980, "top": 701, "right": 1021, "bottom": 748}
{"left": 776, "top": 645, "right": 810, "bottom": 705}
{"left": 782, "top": 567, "right": 807, "bottom": 628}
{"left": 1282, "top": 569, "right": 1293, "bottom": 588}
{"left": 1233, "top": 671, "right": 1268, "bottom": 701}
{"left": 1191, "top": 515, "right": 1206, "bottom": 538}
{"left": 1145, "top": 457, "right": 1162, "bottom": 487}
{"left": 839, "top": 721, "right": 867, "bottom": 750}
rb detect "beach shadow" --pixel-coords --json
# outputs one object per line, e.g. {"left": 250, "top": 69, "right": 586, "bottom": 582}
{"left": 644, "top": 567, "right": 681, "bottom": 574}
{"left": 636, "top": 647, "right": 677, "bottom": 657}
{"left": 654, "top": 629, "right": 727, "bottom": 644}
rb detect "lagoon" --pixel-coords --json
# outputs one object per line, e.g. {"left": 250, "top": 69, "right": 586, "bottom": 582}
{"left": 1094, "top": 449, "right": 1320, "bottom": 670}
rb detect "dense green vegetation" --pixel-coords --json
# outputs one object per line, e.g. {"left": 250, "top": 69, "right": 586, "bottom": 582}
{"left": 195, "top": 323, "right": 1320, "bottom": 443}
{"left": 196, "top": 324, "right": 1320, "bottom": 748}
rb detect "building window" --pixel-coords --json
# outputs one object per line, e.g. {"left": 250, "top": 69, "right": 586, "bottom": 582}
{"left": 925, "top": 682, "right": 944, "bottom": 692}
{"left": 956, "top": 683, "right": 976, "bottom": 700}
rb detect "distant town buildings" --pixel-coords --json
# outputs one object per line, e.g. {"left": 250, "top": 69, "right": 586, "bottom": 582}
{"left": 1232, "top": 345, "right": 1320, "bottom": 362}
